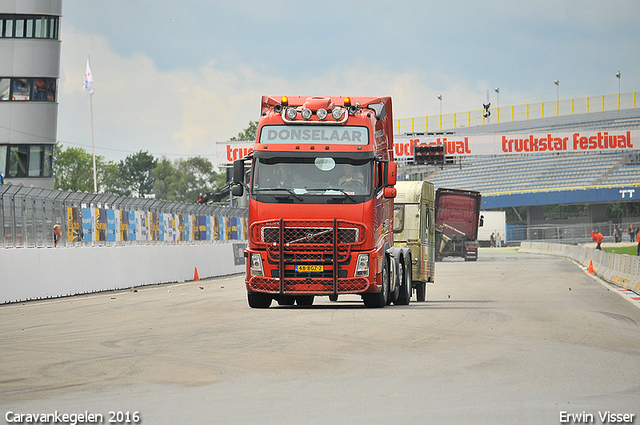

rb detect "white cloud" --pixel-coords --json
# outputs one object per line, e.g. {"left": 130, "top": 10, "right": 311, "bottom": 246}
{"left": 59, "top": 26, "right": 494, "bottom": 167}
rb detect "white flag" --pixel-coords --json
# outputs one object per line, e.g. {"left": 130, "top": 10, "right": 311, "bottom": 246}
{"left": 83, "top": 58, "right": 94, "bottom": 94}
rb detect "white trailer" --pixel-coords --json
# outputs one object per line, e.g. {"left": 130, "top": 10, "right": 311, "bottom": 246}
{"left": 477, "top": 210, "right": 506, "bottom": 246}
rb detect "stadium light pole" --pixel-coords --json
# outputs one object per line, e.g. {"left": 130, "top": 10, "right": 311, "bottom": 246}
{"left": 437, "top": 95, "right": 442, "bottom": 115}
{"left": 494, "top": 88, "right": 499, "bottom": 122}
{"left": 554, "top": 80, "right": 559, "bottom": 115}
{"left": 616, "top": 70, "right": 621, "bottom": 109}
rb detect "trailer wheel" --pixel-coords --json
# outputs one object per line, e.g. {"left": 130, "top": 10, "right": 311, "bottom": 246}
{"left": 363, "top": 255, "right": 389, "bottom": 308}
{"left": 295, "top": 296, "right": 314, "bottom": 306}
{"left": 248, "top": 293, "right": 272, "bottom": 308}
{"left": 395, "top": 255, "right": 412, "bottom": 305}
{"left": 416, "top": 282, "right": 426, "bottom": 302}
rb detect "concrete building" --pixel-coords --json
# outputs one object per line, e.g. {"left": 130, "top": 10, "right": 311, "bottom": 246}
{"left": 0, "top": 0, "right": 62, "bottom": 189}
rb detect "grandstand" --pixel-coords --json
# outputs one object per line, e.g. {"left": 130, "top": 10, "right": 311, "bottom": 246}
{"left": 425, "top": 150, "right": 640, "bottom": 194}
{"left": 397, "top": 107, "right": 640, "bottom": 243}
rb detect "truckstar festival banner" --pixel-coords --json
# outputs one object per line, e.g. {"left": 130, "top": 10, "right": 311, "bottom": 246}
{"left": 217, "top": 129, "right": 638, "bottom": 165}
{"left": 394, "top": 130, "right": 638, "bottom": 160}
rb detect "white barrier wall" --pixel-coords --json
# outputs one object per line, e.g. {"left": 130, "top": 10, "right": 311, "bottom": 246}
{"left": 519, "top": 242, "right": 640, "bottom": 295}
{"left": 1, "top": 242, "right": 246, "bottom": 304}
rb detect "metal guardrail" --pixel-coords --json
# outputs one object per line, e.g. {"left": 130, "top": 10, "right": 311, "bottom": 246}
{"left": 396, "top": 91, "right": 639, "bottom": 134}
{"left": 0, "top": 183, "right": 248, "bottom": 248}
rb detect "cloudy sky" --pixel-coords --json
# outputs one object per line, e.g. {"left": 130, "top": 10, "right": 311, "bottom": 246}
{"left": 57, "top": 0, "right": 640, "bottom": 166}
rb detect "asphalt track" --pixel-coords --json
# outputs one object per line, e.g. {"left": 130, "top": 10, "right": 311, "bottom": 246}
{"left": 1, "top": 251, "right": 639, "bottom": 425}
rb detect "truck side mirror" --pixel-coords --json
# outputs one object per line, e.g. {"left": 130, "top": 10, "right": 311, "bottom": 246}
{"left": 232, "top": 158, "right": 245, "bottom": 196}
{"left": 384, "top": 187, "right": 396, "bottom": 198}
{"left": 233, "top": 159, "right": 245, "bottom": 185}
{"left": 387, "top": 161, "right": 397, "bottom": 186}
{"left": 231, "top": 184, "right": 244, "bottom": 197}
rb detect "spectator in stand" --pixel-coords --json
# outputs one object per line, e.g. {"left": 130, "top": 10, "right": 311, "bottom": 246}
{"left": 53, "top": 224, "right": 62, "bottom": 247}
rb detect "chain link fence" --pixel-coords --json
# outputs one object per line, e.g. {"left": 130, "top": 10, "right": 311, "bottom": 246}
{"left": 1, "top": 183, "right": 248, "bottom": 248}
{"left": 506, "top": 221, "right": 640, "bottom": 246}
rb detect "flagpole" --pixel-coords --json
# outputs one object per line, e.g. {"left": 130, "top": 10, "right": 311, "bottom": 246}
{"left": 84, "top": 55, "right": 97, "bottom": 193}
{"left": 90, "top": 90, "right": 97, "bottom": 193}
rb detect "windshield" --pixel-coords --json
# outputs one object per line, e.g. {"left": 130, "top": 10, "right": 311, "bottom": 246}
{"left": 252, "top": 156, "right": 372, "bottom": 196}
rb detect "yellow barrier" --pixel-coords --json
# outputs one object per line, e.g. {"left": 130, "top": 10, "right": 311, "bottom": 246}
{"left": 482, "top": 182, "right": 640, "bottom": 198}
{"left": 396, "top": 92, "right": 639, "bottom": 135}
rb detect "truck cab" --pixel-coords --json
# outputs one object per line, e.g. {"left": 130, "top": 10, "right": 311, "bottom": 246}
{"left": 232, "top": 96, "right": 412, "bottom": 308}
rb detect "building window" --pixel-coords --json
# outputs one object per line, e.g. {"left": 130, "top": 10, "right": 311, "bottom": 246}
{"left": 0, "top": 79, "right": 9, "bottom": 100}
{"left": 1, "top": 144, "right": 53, "bottom": 178}
{"left": 0, "top": 15, "right": 59, "bottom": 39}
{"left": 12, "top": 79, "right": 31, "bottom": 100}
{"left": 0, "top": 78, "right": 56, "bottom": 102}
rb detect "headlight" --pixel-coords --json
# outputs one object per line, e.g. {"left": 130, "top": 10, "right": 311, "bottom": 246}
{"left": 355, "top": 254, "right": 369, "bottom": 277}
{"left": 285, "top": 108, "right": 297, "bottom": 120}
{"left": 331, "top": 107, "right": 344, "bottom": 121}
{"left": 316, "top": 108, "right": 328, "bottom": 120}
{"left": 250, "top": 253, "right": 264, "bottom": 276}
{"left": 301, "top": 108, "right": 313, "bottom": 120}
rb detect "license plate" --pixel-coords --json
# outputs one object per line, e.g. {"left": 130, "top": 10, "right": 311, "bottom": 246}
{"left": 296, "top": 265, "right": 324, "bottom": 273}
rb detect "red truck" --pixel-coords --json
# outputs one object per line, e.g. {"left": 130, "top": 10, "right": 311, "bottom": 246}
{"left": 434, "top": 188, "right": 483, "bottom": 261}
{"left": 232, "top": 95, "right": 413, "bottom": 308}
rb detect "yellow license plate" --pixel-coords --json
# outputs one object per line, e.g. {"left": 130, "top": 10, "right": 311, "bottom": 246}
{"left": 296, "top": 265, "right": 324, "bottom": 273}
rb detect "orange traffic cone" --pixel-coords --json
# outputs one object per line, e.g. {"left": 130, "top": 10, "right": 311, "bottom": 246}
{"left": 194, "top": 267, "right": 200, "bottom": 281}
{"left": 587, "top": 260, "right": 594, "bottom": 274}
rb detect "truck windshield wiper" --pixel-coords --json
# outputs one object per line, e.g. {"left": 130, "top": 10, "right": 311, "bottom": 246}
{"left": 305, "top": 188, "right": 356, "bottom": 202}
{"left": 254, "top": 187, "right": 304, "bottom": 201}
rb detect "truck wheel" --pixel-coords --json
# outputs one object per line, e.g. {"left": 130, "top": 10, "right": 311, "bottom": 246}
{"left": 248, "top": 293, "right": 272, "bottom": 308}
{"left": 416, "top": 282, "right": 426, "bottom": 302}
{"left": 363, "top": 256, "right": 389, "bottom": 308}
{"left": 295, "top": 296, "right": 314, "bottom": 306}
{"left": 277, "top": 296, "right": 295, "bottom": 306}
{"left": 388, "top": 255, "right": 400, "bottom": 305}
{"left": 395, "top": 256, "right": 412, "bottom": 305}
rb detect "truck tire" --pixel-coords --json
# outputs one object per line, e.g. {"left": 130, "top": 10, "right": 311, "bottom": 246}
{"left": 388, "top": 254, "right": 400, "bottom": 305}
{"left": 363, "top": 255, "right": 389, "bottom": 308}
{"left": 416, "top": 282, "right": 426, "bottom": 302}
{"left": 248, "top": 293, "right": 272, "bottom": 308}
{"left": 295, "top": 296, "right": 314, "bottom": 306}
{"left": 277, "top": 296, "right": 295, "bottom": 306}
{"left": 395, "top": 254, "right": 412, "bottom": 305}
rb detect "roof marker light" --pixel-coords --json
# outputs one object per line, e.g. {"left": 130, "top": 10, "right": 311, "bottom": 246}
{"left": 317, "top": 108, "right": 328, "bottom": 120}
{"left": 281, "top": 96, "right": 289, "bottom": 106}
{"left": 285, "top": 108, "right": 297, "bottom": 120}
{"left": 344, "top": 97, "right": 351, "bottom": 107}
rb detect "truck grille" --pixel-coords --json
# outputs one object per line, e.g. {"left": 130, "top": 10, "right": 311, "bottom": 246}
{"left": 248, "top": 277, "right": 369, "bottom": 294}
{"left": 261, "top": 226, "right": 359, "bottom": 245}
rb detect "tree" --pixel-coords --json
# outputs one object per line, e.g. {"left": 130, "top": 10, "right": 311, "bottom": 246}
{"left": 229, "top": 121, "right": 258, "bottom": 142}
{"left": 151, "top": 156, "right": 224, "bottom": 203}
{"left": 53, "top": 143, "right": 117, "bottom": 193}
{"left": 118, "top": 150, "right": 157, "bottom": 197}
